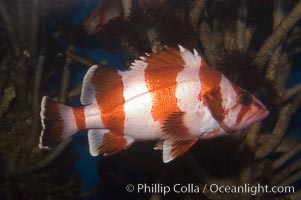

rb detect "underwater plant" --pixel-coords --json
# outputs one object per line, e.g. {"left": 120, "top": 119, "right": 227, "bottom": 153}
{"left": 0, "top": 0, "right": 301, "bottom": 199}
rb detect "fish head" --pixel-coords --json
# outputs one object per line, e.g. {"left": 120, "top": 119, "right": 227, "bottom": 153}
{"left": 203, "top": 75, "right": 269, "bottom": 133}
{"left": 223, "top": 88, "right": 269, "bottom": 131}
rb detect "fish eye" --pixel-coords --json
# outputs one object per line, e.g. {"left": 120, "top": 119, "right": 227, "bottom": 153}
{"left": 239, "top": 92, "right": 252, "bottom": 106}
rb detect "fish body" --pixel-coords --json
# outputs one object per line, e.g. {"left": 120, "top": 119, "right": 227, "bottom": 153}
{"left": 39, "top": 46, "right": 269, "bottom": 163}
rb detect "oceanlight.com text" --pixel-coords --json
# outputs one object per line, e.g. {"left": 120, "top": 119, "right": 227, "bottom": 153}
{"left": 206, "top": 183, "right": 294, "bottom": 196}
{"left": 125, "top": 183, "right": 294, "bottom": 196}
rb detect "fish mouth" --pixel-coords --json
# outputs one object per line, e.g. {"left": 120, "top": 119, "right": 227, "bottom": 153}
{"left": 219, "top": 109, "right": 269, "bottom": 133}
{"left": 261, "top": 109, "right": 269, "bottom": 119}
{"left": 246, "top": 109, "right": 269, "bottom": 125}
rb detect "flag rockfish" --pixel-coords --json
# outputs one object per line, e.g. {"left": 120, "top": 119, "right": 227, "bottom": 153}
{"left": 39, "top": 46, "right": 269, "bottom": 163}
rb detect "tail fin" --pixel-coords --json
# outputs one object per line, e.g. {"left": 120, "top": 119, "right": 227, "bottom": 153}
{"left": 39, "top": 96, "right": 79, "bottom": 149}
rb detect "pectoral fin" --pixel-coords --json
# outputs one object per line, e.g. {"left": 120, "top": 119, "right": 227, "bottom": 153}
{"left": 88, "top": 129, "right": 134, "bottom": 156}
{"left": 162, "top": 139, "right": 197, "bottom": 163}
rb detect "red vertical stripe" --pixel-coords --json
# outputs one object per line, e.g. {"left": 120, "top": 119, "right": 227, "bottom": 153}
{"left": 73, "top": 107, "right": 86, "bottom": 130}
{"left": 199, "top": 64, "right": 224, "bottom": 123}
{"left": 144, "top": 47, "right": 185, "bottom": 124}
{"left": 92, "top": 66, "right": 125, "bottom": 134}
{"left": 199, "top": 64, "right": 222, "bottom": 98}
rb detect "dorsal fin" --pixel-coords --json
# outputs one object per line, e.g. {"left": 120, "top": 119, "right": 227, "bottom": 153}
{"left": 178, "top": 45, "right": 202, "bottom": 67}
{"left": 130, "top": 45, "right": 202, "bottom": 70}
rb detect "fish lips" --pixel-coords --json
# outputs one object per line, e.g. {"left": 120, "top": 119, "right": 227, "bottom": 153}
{"left": 218, "top": 108, "right": 269, "bottom": 133}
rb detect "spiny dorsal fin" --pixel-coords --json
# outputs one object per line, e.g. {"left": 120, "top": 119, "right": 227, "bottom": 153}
{"left": 130, "top": 45, "right": 202, "bottom": 70}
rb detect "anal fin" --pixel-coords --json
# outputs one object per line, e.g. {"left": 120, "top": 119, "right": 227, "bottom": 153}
{"left": 163, "top": 139, "right": 197, "bottom": 163}
{"left": 88, "top": 129, "right": 134, "bottom": 156}
{"left": 154, "top": 140, "right": 163, "bottom": 150}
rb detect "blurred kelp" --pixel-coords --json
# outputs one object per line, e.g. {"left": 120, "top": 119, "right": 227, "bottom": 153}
{"left": 0, "top": 0, "right": 301, "bottom": 199}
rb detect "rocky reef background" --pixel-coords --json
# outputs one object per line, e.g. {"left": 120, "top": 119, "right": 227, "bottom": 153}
{"left": 0, "top": 0, "right": 301, "bottom": 199}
